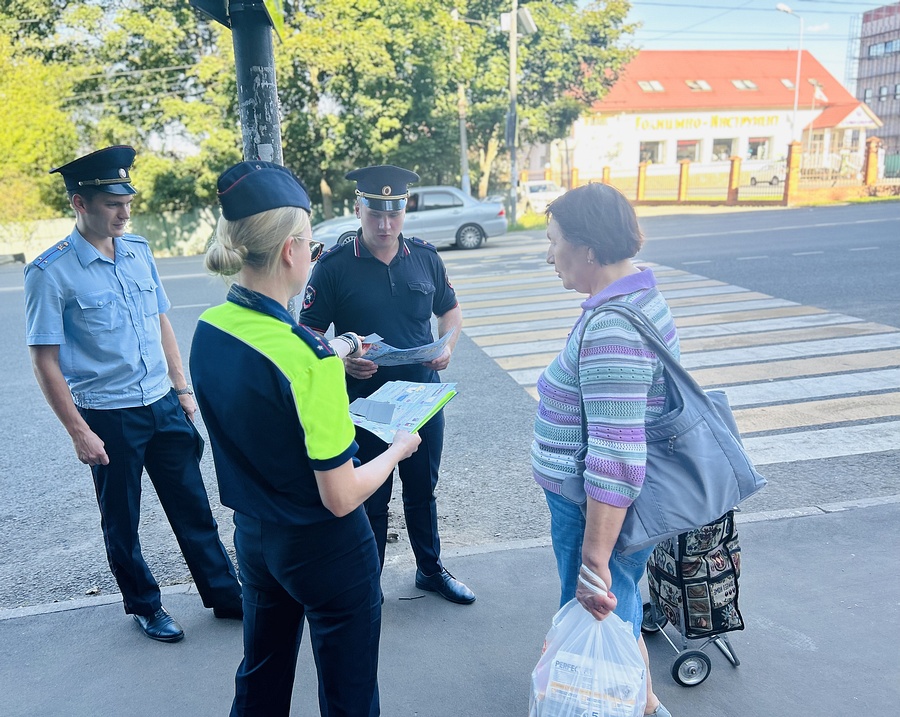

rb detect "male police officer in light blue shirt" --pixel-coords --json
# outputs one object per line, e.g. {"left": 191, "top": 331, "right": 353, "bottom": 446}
{"left": 24, "top": 146, "right": 242, "bottom": 642}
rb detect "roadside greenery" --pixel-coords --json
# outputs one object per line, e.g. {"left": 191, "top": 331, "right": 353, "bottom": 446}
{"left": 0, "top": 0, "right": 636, "bottom": 242}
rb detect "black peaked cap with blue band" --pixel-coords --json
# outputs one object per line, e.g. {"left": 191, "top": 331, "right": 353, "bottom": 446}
{"left": 50, "top": 145, "right": 137, "bottom": 195}
{"left": 346, "top": 165, "right": 420, "bottom": 211}
{"left": 217, "top": 161, "right": 311, "bottom": 220}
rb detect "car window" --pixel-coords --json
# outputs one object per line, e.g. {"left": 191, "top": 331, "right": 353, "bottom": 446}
{"left": 421, "top": 191, "right": 463, "bottom": 211}
{"left": 406, "top": 193, "right": 420, "bottom": 213}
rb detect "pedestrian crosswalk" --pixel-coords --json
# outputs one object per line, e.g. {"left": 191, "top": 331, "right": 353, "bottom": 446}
{"left": 442, "top": 242, "right": 900, "bottom": 467}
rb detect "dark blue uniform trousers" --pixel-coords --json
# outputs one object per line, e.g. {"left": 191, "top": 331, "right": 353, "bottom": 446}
{"left": 231, "top": 509, "right": 381, "bottom": 717}
{"left": 80, "top": 390, "right": 240, "bottom": 616}
{"left": 360, "top": 410, "right": 444, "bottom": 575}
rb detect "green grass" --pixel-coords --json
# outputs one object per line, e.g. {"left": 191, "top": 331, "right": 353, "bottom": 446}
{"left": 508, "top": 212, "right": 548, "bottom": 232}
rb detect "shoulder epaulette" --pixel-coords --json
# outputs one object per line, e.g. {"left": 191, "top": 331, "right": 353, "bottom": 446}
{"left": 120, "top": 233, "right": 149, "bottom": 245}
{"left": 409, "top": 237, "right": 437, "bottom": 252}
{"left": 291, "top": 323, "right": 336, "bottom": 359}
{"left": 31, "top": 240, "right": 74, "bottom": 270}
{"left": 317, "top": 242, "right": 347, "bottom": 263}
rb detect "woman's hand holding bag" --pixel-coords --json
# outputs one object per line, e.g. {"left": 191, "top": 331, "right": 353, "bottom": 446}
{"left": 529, "top": 589, "right": 647, "bottom": 717}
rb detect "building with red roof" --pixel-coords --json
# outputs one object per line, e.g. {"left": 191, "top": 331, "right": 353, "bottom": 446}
{"left": 540, "top": 49, "right": 881, "bottom": 183}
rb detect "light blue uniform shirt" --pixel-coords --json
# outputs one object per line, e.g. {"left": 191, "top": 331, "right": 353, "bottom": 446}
{"left": 24, "top": 227, "right": 172, "bottom": 409}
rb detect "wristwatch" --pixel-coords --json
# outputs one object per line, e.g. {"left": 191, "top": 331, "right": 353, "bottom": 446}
{"left": 174, "top": 386, "right": 194, "bottom": 396}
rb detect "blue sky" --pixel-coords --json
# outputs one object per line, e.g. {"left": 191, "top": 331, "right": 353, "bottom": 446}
{"left": 622, "top": 0, "right": 888, "bottom": 89}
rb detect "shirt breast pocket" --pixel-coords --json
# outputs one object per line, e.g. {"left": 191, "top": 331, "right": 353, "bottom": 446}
{"left": 75, "top": 290, "right": 122, "bottom": 335}
{"left": 406, "top": 281, "right": 436, "bottom": 319}
{"left": 135, "top": 277, "right": 160, "bottom": 316}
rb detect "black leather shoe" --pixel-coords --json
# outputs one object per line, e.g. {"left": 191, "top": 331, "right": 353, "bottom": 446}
{"left": 213, "top": 603, "right": 243, "bottom": 620}
{"left": 415, "top": 568, "right": 476, "bottom": 605}
{"left": 133, "top": 607, "right": 184, "bottom": 642}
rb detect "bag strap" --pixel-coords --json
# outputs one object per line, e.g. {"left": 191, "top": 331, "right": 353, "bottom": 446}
{"left": 600, "top": 300, "right": 712, "bottom": 406}
{"left": 574, "top": 308, "right": 604, "bottom": 449}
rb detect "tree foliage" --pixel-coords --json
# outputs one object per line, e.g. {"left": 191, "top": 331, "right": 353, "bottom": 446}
{"left": 1, "top": 0, "right": 636, "bottom": 229}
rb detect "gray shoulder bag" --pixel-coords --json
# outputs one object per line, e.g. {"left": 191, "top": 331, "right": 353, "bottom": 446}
{"left": 600, "top": 301, "right": 767, "bottom": 554}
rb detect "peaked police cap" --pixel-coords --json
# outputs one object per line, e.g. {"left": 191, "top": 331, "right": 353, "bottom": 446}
{"left": 346, "top": 165, "right": 419, "bottom": 211}
{"left": 50, "top": 145, "right": 137, "bottom": 195}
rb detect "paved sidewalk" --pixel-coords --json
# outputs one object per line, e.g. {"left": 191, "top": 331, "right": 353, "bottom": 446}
{"left": 2, "top": 502, "right": 898, "bottom": 717}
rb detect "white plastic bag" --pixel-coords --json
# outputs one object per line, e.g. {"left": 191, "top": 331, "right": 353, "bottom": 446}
{"left": 529, "top": 599, "right": 647, "bottom": 717}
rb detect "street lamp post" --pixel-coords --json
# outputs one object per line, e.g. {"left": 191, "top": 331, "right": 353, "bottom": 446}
{"left": 777, "top": 3, "right": 804, "bottom": 143}
{"left": 508, "top": 0, "right": 520, "bottom": 225}
{"left": 505, "top": 2, "right": 537, "bottom": 225}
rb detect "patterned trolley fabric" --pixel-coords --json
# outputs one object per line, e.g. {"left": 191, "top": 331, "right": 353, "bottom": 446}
{"left": 646, "top": 511, "right": 745, "bottom": 639}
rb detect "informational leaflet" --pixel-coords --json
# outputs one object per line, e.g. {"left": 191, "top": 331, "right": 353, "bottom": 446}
{"left": 349, "top": 381, "right": 457, "bottom": 442}
{"left": 361, "top": 328, "right": 456, "bottom": 366}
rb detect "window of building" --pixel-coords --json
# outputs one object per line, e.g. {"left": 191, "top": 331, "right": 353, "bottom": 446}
{"left": 639, "top": 141, "right": 663, "bottom": 164}
{"left": 685, "top": 80, "right": 711, "bottom": 91}
{"left": 868, "top": 43, "right": 885, "bottom": 58}
{"left": 676, "top": 140, "right": 700, "bottom": 162}
{"left": 712, "top": 139, "right": 735, "bottom": 161}
{"left": 731, "top": 79, "right": 758, "bottom": 90}
{"left": 879, "top": 86, "right": 889, "bottom": 102}
{"left": 885, "top": 40, "right": 899, "bottom": 54}
{"left": 895, "top": 83, "right": 900, "bottom": 100}
{"left": 748, "top": 138, "right": 770, "bottom": 160}
{"left": 863, "top": 88, "right": 874, "bottom": 103}
{"left": 637, "top": 80, "right": 664, "bottom": 92}
{"left": 781, "top": 78, "right": 795, "bottom": 89}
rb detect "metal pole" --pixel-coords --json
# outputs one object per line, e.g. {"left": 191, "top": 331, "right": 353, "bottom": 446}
{"left": 508, "top": 0, "right": 518, "bottom": 225}
{"left": 229, "top": 1, "right": 283, "bottom": 164}
{"left": 458, "top": 84, "right": 472, "bottom": 195}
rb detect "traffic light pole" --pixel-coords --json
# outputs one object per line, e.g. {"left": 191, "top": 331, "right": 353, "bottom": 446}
{"left": 229, "top": 1, "right": 283, "bottom": 164}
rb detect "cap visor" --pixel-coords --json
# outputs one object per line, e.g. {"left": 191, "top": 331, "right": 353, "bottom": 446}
{"left": 359, "top": 197, "right": 407, "bottom": 211}
{"left": 97, "top": 183, "right": 137, "bottom": 195}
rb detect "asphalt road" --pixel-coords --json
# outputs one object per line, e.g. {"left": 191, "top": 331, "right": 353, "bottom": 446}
{"left": 0, "top": 202, "right": 897, "bottom": 610}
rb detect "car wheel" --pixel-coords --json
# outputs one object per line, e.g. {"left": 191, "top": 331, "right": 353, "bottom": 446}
{"left": 455, "top": 223, "right": 484, "bottom": 250}
{"left": 770, "top": 176, "right": 781, "bottom": 185}
{"left": 337, "top": 231, "right": 356, "bottom": 246}
{"left": 750, "top": 177, "right": 758, "bottom": 186}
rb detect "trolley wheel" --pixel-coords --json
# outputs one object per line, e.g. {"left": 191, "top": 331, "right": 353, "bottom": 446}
{"left": 671, "top": 650, "right": 712, "bottom": 687}
{"left": 641, "top": 602, "right": 665, "bottom": 634}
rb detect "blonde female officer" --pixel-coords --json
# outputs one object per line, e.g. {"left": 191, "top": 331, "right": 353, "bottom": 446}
{"left": 190, "top": 161, "right": 420, "bottom": 717}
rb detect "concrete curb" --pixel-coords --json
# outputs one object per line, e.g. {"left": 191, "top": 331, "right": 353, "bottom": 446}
{"left": 3, "top": 493, "right": 898, "bottom": 622}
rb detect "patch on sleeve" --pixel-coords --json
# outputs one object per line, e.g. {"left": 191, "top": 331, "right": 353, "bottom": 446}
{"left": 31, "top": 240, "right": 73, "bottom": 270}
{"left": 302, "top": 284, "right": 316, "bottom": 310}
{"left": 446, "top": 273, "right": 454, "bottom": 290}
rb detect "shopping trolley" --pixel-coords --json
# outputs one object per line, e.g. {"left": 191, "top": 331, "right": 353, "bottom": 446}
{"left": 641, "top": 511, "right": 744, "bottom": 687}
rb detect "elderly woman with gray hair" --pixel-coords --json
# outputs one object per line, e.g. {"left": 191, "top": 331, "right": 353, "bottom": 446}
{"left": 532, "top": 183, "right": 678, "bottom": 717}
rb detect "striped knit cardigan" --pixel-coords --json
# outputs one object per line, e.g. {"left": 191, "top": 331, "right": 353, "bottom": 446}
{"left": 532, "top": 267, "right": 680, "bottom": 508}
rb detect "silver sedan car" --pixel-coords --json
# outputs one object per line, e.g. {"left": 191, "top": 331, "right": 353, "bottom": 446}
{"left": 311, "top": 185, "right": 507, "bottom": 250}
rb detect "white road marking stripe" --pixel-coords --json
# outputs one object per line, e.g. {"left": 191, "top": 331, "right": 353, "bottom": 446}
{"left": 673, "top": 299, "right": 799, "bottom": 316}
{"left": 849, "top": 246, "right": 879, "bottom": 251}
{"left": 745, "top": 421, "right": 900, "bottom": 466}
{"left": 722, "top": 369, "right": 900, "bottom": 407}
{"left": 676, "top": 313, "right": 862, "bottom": 339}
{"left": 792, "top": 251, "right": 824, "bottom": 256}
{"left": 736, "top": 255, "right": 768, "bottom": 261}
{"left": 681, "top": 332, "right": 900, "bottom": 369}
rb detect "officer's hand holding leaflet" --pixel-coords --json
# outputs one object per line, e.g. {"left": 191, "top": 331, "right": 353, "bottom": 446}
{"left": 315, "top": 429, "right": 420, "bottom": 517}
{"left": 345, "top": 355, "right": 379, "bottom": 380}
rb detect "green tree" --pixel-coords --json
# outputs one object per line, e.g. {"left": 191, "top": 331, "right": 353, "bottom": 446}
{"left": 0, "top": 31, "right": 78, "bottom": 223}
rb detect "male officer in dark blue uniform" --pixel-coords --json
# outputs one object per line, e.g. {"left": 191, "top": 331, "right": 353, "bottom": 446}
{"left": 300, "top": 165, "right": 475, "bottom": 604}
{"left": 24, "top": 146, "right": 242, "bottom": 642}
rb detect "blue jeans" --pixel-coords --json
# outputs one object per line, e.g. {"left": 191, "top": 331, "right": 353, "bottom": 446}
{"left": 544, "top": 488, "right": 654, "bottom": 638}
